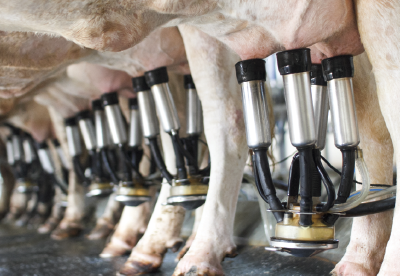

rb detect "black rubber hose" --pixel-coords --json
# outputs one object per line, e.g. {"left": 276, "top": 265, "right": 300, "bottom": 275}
{"left": 90, "top": 150, "right": 101, "bottom": 179}
{"left": 130, "top": 147, "right": 144, "bottom": 173}
{"left": 313, "top": 150, "right": 335, "bottom": 212}
{"left": 149, "top": 154, "right": 157, "bottom": 175}
{"left": 116, "top": 146, "right": 133, "bottom": 183}
{"left": 253, "top": 149, "right": 284, "bottom": 223}
{"left": 93, "top": 150, "right": 110, "bottom": 181}
{"left": 298, "top": 147, "right": 314, "bottom": 226}
{"left": 323, "top": 148, "right": 356, "bottom": 226}
{"left": 336, "top": 148, "right": 356, "bottom": 203}
{"left": 170, "top": 134, "right": 188, "bottom": 180}
{"left": 72, "top": 155, "right": 90, "bottom": 186}
{"left": 172, "top": 134, "right": 198, "bottom": 174}
{"left": 122, "top": 148, "right": 143, "bottom": 179}
{"left": 183, "top": 135, "right": 199, "bottom": 175}
{"left": 341, "top": 196, "right": 396, "bottom": 217}
{"left": 50, "top": 173, "right": 69, "bottom": 195}
{"left": 287, "top": 153, "right": 300, "bottom": 197}
{"left": 311, "top": 150, "right": 321, "bottom": 197}
{"left": 272, "top": 179, "right": 289, "bottom": 191}
{"left": 37, "top": 173, "right": 55, "bottom": 204}
{"left": 148, "top": 137, "right": 173, "bottom": 183}
{"left": 101, "top": 149, "right": 120, "bottom": 184}
{"left": 61, "top": 167, "right": 69, "bottom": 186}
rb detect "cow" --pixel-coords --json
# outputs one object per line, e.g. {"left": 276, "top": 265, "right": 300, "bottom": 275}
{"left": 0, "top": 1, "right": 397, "bottom": 273}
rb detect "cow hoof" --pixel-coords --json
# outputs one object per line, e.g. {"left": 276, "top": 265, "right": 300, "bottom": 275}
{"left": 331, "top": 261, "right": 376, "bottom": 276}
{"left": 87, "top": 223, "right": 114, "bottom": 240}
{"left": 29, "top": 215, "right": 47, "bottom": 228}
{"left": 117, "top": 259, "right": 161, "bottom": 276}
{"left": 15, "top": 214, "right": 30, "bottom": 227}
{"left": 117, "top": 251, "right": 165, "bottom": 275}
{"left": 51, "top": 226, "right": 82, "bottom": 240}
{"left": 173, "top": 242, "right": 237, "bottom": 276}
{"left": 38, "top": 217, "right": 60, "bottom": 234}
{"left": 100, "top": 243, "right": 131, "bottom": 258}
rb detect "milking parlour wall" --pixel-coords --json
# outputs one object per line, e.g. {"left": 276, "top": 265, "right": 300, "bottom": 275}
{"left": 235, "top": 49, "right": 396, "bottom": 257}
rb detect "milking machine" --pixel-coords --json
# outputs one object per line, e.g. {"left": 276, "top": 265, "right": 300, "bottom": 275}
{"left": 50, "top": 139, "right": 69, "bottom": 206}
{"left": 235, "top": 50, "right": 396, "bottom": 257}
{"left": 37, "top": 140, "right": 68, "bottom": 195}
{"left": 11, "top": 128, "right": 38, "bottom": 193}
{"left": 64, "top": 116, "right": 90, "bottom": 187}
{"left": 100, "top": 92, "right": 151, "bottom": 206}
{"left": 76, "top": 102, "right": 115, "bottom": 197}
{"left": 136, "top": 68, "right": 208, "bottom": 210}
{"left": 52, "top": 139, "right": 69, "bottom": 188}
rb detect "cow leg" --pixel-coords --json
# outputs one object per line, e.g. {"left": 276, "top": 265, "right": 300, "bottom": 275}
{"left": 50, "top": 169, "right": 84, "bottom": 240}
{"left": 176, "top": 205, "right": 204, "bottom": 261}
{"left": 173, "top": 25, "right": 247, "bottom": 276}
{"left": 118, "top": 129, "right": 186, "bottom": 275}
{"left": 100, "top": 203, "right": 150, "bottom": 258}
{"left": 38, "top": 187, "right": 65, "bottom": 234}
{"left": 332, "top": 53, "right": 394, "bottom": 276}
{"left": 87, "top": 192, "right": 123, "bottom": 240}
{"left": 15, "top": 192, "right": 36, "bottom": 227}
{"left": 352, "top": 2, "right": 400, "bottom": 275}
{"left": 100, "top": 187, "right": 157, "bottom": 257}
{"left": 5, "top": 188, "right": 28, "bottom": 222}
{"left": 47, "top": 107, "right": 85, "bottom": 240}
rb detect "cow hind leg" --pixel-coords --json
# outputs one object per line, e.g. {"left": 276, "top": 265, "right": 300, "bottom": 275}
{"left": 331, "top": 53, "right": 394, "bottom": 276}
{"left": 118, "top": 129, "right": 186, "bottom": 275}
{"left": 349, "top": 1, "right": 400, "bottom": 275}
{"left": 87, "top": 192, "right": 123, "bottom": 240}
{"left": 100, "top": 202, "right": 151, "bottom": 258}
{"left": 173, "top": 25, "right": 247, "bottom": 276}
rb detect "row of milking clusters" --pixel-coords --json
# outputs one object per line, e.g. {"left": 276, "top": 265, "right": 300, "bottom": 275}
{"left": 236, "top": 49, "right": 396, "bottom": 257}
{"left": 5, "top": 126, "right": 69, "bottom": 206}
{"left": 4, "top": 68, "right": 210, "bottom": 211}
{"left": 58, "top": 67, "right": 208, "bottom": 209}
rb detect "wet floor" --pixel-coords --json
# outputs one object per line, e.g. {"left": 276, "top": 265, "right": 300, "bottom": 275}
{"left": 0, "top": 224, "right": 335, "bottom": 276}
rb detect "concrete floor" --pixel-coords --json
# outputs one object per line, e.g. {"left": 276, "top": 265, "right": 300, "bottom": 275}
{"left": 0, "top": 224, "right": 335, "bottom": 276}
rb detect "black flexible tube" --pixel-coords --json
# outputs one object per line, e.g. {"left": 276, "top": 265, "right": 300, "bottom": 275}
{"left": 313, "top": 150, "right": 335, "bottom": 212}
{"left": 148, "top": 137, "right": 173, "bottom": 183}
{"left": 90, "top": 150, "right": 101, "bottom": 180}
{"left": 175, "top": 135, "right": 197, "bottom": 168}
{"left": 272, "top": 179, "right": 288, "bottom": 191}
{"left": 37, "top": 172, "right": 55, "bottom": 203}
{"left": 61, "top": 167, "right": 69, "bottom": 186}
{"left": 298, "top": 147, "right": 314, "bottom": 226}
{"left": 72, "top": 155, "right": 90, "bottom": 186}
{"left": 116, "top": 146, "right": 133, "bottom": 183}
{"left": 311, "top": 151, "right": 321, "bottom": 197}
{"left": 149, "top": 154, "right": 157, "bottom": 175}
{"left": 101, "top": 149, "right": 119, "bottom": 184}
{"left": 336, "top": 148, "right": 356, "bottom": 203}
{"left": 287, "top": 153, "right": 300, "bottom": 198}
{"left": 122, "top": 149, "right": 143, "bottom": 179}
{"left": 341, "top": 196, "right": 395, "bottom": 217}
{"left": 323, "top": 148, "right": 356, "bottom": 226}
{"left": 182, "top": 135, "right": 199, "bottom": 175}
{"left": 50, "top": 173, "right": 68, "bottom": 195}
{"left": 170, "top": 134, "right": 188, "bottom": 180}
{"left": 130, "top": 147, "right": 144, "bottom": 173}
{"left": 253, "top": 149, "right": 284, "bottom": 223}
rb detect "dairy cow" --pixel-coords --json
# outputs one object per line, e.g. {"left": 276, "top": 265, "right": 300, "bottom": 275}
{"left": 0, "top": 1, "right": 397, "bottom": 274}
